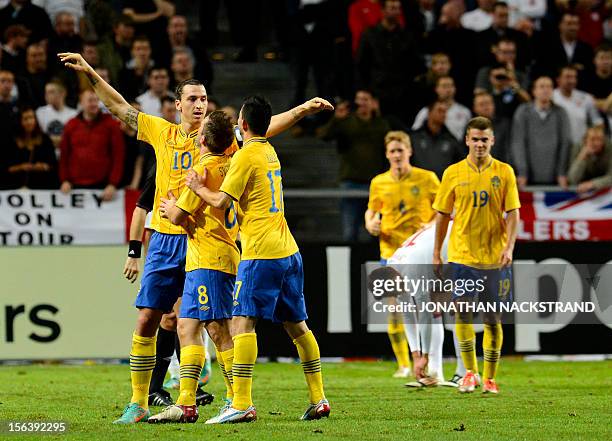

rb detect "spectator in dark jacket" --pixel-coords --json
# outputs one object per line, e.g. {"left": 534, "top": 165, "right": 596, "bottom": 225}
{"left": 319, "top": 89, "right": 391, "bottom": 241}
{"left": 568, "top": 126, "right": 612, "bottom": 193}
{"left": 357, "top": 0, "right": 424, "bottom": 125}
{"left": 409, "top": 100, "right": 464, "bottom": 179}
{"left": 59, "top": 89, "right": 125, "bottom": 201}
{"left": 6, "top": 106, "right": 58, "bottom": 189}
{"left": 0, "top": 0, "right": 53, "bottom": 44}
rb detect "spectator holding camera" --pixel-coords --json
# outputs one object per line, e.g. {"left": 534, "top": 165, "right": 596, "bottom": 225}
{"left": 567, "top": 126, "right": 612, "bottom": 193}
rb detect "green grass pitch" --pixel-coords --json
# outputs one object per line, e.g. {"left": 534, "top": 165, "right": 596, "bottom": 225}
{"left": 1, "top": 360, "right": 611, "bottom": 440}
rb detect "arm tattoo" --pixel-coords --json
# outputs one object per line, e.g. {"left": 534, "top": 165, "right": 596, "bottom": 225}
{"left": 125, "top": 107, "right": 140, "bottom": 131}
{"left": 85, "top": 71, "right": 98, "bottom": 86}
{"left": 291, "top": 108, "right": 300, "bottom": 121}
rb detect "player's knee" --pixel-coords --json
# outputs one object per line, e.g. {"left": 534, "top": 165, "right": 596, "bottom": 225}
{"left": 135, "top": 308, "right": 163, "bottom": 337}
{"left": 204, "top": 320, "right": 230, "bottom": 347}
{"left": 283, "top": 320, "right": 309, "bottom": 340}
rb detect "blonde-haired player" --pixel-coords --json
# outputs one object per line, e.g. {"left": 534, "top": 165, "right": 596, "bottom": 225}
{"left": 365, "top": 130, "right": 440, "bottom": 377}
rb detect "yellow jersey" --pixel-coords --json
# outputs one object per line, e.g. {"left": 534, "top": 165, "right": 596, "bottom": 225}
{"left": 138, "top": 113, "right": 200, "bottom": 235}
{"left": 220, "top": 137, "right": 298, "bottom": 260}
{"left": 137, "top": 113, "right": 239, "bottom": 235}
{"left": 368, "top": 167, "right": 440, "bottom": 259}
{"left": 175, "top": 153, "right": 240, "bottom": 274}
{"left": 432, "top": 156, "right": 521, "bottom": 268}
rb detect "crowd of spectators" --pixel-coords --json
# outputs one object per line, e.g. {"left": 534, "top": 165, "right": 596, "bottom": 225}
{"left": 0, "top": 0, "right": 610, "bottom": 214}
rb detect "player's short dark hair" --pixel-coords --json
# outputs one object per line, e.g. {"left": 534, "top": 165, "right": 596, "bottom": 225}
{"left": 175, "top": 79, "right": 204, "bottom": 100}
{"left": 240, "top": 95, "right": 272, "bottom": 137}
{"left": 466, "top": 116, "right": 494, "bottom": 133}
{"left": 493, "top": 1, "right": 509, "bottom": 10}
{"left": 204, "top": 110, "right": 234, "bottom": 154}
{"left": 367, "top": 266, "right": 402, "bottom": 298}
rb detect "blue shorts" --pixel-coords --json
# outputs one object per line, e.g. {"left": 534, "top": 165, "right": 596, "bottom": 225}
{"left": 135, "top": 232, "right": 187, "bottom": 312}
{"left": 450, "top": 263, "right": 513, "bottom": 305}
{"left": 180, "top": 269, "right": 235, "bottom": 322}
{"left": 232, "top": 252, "right": 308, "bottom": 323}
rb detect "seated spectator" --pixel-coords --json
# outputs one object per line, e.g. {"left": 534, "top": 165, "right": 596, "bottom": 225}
{"left": 412, "top": 52, "right": 451, "bottom": 117}
{"left": 581, "top": 44, "right": 612, "bottom": 127}
{"left": 425, "top": 0, "right": 479, "bottom": 106}
{"left": 319, "top": 89, "right": 390, "bottom": 241}
{"left": 472, "top": 91, "right": 511, "bottom": 164}
{"left": 410, "top": 100, "right": 464, "bottom": 179}
{"left": 348, "top": 0, "right": 384, "bottom": 57}
{"left": 511, "top": 76, "right": 572, "bottom": 187}
{"left": 476, "top": 62, "right": 529, "bottom": 119}
{"left": 96, "top": 14, "right": 134, "bottom": 86}
{"left": 506, "top": 0, "right": 546, "bottom": 27}
{"left": 0, "top": 0, "right": 53, "bottom": 44}
{"left": 532, "top": 12, "right": 594, "bottom": 82}
{"left": 6, "top": 106, "right": 57, "bottom": 189}
{"left": 31, "top": 0, "right": 85, "bottom": 33}
{"left": 0, "top": 69, "right": 20, "bottom": 132}
{"left": 122, "top": 0, "right": 174, "bottom": 60}
{"left": 59, "top": 89, "right": 125, "bottom": 201}
{"left": 135, "top": 67, "right": 172, "bottom": 118}
{"left": 158, "top": 15, "right": 213, "bottom": 90}
{"left": 119, "top": 35, "right": 155, "bottom": 101}
{"left": 1, "top": 24, "right": 28, "bottom": 73}
{"left": 357, "top": 0, "right": 424, "bottom": 125}
{"left": 221, "top": 105, "right": 238, "bottom": 125}
{"left": 412, "top": 75, "right": 471, "bottom": 140}
{"left": 35, "top": 79, "right": 77, "bottom": 151}
{"left": 47, "top": 11, "right": 81, "bottom": 57}
{"left": 461, "top": 0, "right": 495, "bottom": 32}
{"left": 478, "top": 2, "right": 529, "bottom": 68}
{"left": 474, "top": 38, "right": 530, "bottom": 102}
{"left": 553, "top": 65, "right": 604, "bottom": 147}
{"left": 169, "top": 49, "right": 193, "bottom": 91}
{"left": 19, "top": 43, "right": 51, "bottom": 108}
{"left": 568, "top": 126, "right": 612, "bottom": 192}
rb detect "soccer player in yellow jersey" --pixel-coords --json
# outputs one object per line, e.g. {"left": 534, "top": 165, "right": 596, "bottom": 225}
{"left": 59, "top": 52, "right": 334, "bottom": 424}
{"left": 146, "top": 111, "right": 239, "bottom": 424}
{"left": 186, "top": 96, "right": 331, "bottom": 423}
{"left": 432, "top": 116, "right": 520, "bottom": 395}
{"left": 365, "top": 131, "right": 440, "bottom": 378}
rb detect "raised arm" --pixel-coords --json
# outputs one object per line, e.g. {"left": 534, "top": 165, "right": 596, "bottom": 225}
{"left": 58, "top": 52, "right": 140, "bottom": 130}
{"left": 267, "top": 97, "right": 334, "bottom": 138}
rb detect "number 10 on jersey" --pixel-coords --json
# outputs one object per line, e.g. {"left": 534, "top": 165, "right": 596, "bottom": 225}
{"left": 267, "top": 169, "right": 284, "bottom": 213}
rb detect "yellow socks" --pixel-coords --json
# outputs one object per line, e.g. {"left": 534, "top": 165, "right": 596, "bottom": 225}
{"left": 129, "top": 333, "right": 157, "bottom": 408}
{"left": 216, "top": 347, "right": 235, "bottom": 400}
{"left": 483, "top": 323, "right": 503, "bottom": 380}
{"left": 176, "top": 345, "right": 205, "bottom": 406}
{"left": 456, "top": 321, "right": 478, "bottom": 373}
{"left": 232, "top": 333, "right": 257, "bottom": 410}
{"left": 387, "top": 320, "right": 410, "bottom": 369}
{"left": 293, "top": 330, "right": 325, "bottom": 404}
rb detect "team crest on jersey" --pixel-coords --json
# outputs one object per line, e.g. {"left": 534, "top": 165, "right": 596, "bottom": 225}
{"left": 411, "top": 185, "right": 420, "bottom": 196}
{"left": 491, "top": 176, "right": 501, "bottom": 189}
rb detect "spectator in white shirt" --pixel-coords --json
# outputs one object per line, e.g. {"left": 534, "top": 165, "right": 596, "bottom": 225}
{"left": 553, "top": 65, "right": 604, "bottom": 147}
{"left": 135, "top": 67, "right": 173, "bottom": 118}
{"left": 412, "top": 75, "right": 471, "bottom": 140}
{"left": 460, "top": 0, "right": 494, "bottom": 32}
{"left": 35, "top": 80, "right": 77, "bottom": 151}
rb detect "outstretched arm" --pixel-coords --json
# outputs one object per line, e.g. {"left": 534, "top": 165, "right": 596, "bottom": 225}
{"left": 58, "top": 52, "right": 140, "bottom": 130}
{"left": 267, "top": 97, "right": 334, "bottom": 138}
